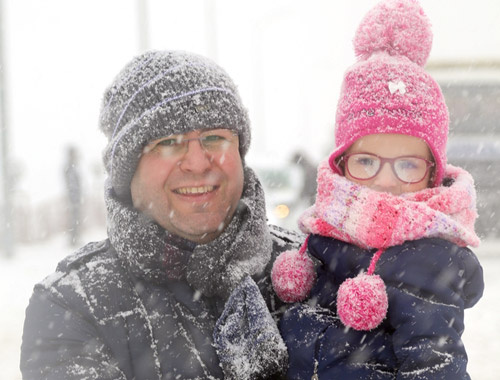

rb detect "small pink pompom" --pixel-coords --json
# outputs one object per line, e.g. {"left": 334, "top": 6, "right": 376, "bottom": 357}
{"left": 353, "top": 0, "right": 432, "bottom": 66}
{"left": 337, "top": 273, "right": 388, "bottom": 331}
{"left": 272, "top": 249, "right": 316, "bottom": 303}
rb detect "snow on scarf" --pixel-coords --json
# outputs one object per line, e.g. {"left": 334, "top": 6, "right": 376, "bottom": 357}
{"left": 106, "top": 166, "right": 272, "bottom": 300}
{"left": 300, "top": 160, "right": 480, "bottom": 249}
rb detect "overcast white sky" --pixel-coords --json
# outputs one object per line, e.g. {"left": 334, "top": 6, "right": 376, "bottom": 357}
{"left": 2, "top": 0, "right": 500, "bottom": 203}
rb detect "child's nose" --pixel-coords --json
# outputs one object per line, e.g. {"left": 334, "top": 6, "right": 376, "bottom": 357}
{"left": 372, "top": 163, "right": 401, "bottom": 194}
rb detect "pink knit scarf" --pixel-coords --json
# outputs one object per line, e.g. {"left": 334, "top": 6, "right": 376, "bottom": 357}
{"left": 299, "top": 160, "right": 480, "bottom": 249}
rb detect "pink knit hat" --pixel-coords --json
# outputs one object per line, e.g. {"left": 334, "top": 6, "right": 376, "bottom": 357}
{"left": 328, "top": 0, "right": 449, "bottom": 187}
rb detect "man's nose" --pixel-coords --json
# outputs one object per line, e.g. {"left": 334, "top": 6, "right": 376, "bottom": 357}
{"left": 178, "top": 139, "right": 212, "bottom": 172}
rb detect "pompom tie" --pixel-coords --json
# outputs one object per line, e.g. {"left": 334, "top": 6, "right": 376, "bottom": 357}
{"left": 272, "top": 236, "right": 316, "bottom": 303}
{"left": 337, "top": 248, "right": 388, "bottom": 330}
{"left": 353, "top": 0, "right": 432, "bottom": 66}
{"left": 337, "top": 273, "right": 388, "bottom": 330}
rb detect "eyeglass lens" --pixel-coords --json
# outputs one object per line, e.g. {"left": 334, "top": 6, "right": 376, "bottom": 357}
{"left": 147, "top": 129, "right": 237, "bottom": 156}
{"left": 346, "top": 153, "right": 430, "bottom": 183}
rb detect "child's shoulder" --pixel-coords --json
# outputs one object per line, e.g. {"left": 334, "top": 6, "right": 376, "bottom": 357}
{"left": 385, "top": 238, "right": 484, "bottom": 308}
{"left": 396, "top": 237, "right": 477, "bottom": 259}
{"left": 386, "top": 238, "right": 482, "bottom": 280}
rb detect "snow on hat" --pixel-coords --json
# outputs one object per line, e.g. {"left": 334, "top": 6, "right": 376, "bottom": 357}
{"left": 328, "top": 0, "right": 449, "bottom": 187}
{"left": 99, "top": 50, "right": 251, "bottom": 200}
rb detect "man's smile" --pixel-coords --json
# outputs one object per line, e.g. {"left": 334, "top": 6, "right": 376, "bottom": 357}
{"left": 173, "top": 185, "right": 218, "bottom": 195}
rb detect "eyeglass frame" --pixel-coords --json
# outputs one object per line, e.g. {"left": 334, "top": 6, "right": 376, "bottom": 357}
{"left": 144, "top": 129, "right": 239, "bottom": 156}
{"left": 338, "top": 152, "right": 435, "bottom": 184}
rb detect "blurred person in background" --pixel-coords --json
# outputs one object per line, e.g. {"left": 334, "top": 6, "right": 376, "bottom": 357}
{"left": 291, "top": 150, "right": 317, "bottom": 206}
{"left": 63, "top": 145, "right": 82, "bottom": 246}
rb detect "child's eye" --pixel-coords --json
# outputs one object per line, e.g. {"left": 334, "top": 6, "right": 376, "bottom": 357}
{"left": 356, "top": 157, "right": 376, "bottom": 166}
{"left": 397, "top": 159, "right": 419, "bottom": 170}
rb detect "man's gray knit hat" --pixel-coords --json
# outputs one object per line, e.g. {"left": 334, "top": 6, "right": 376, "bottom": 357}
{"left": 99, "top": 50, "right": 251, "bottom": 200}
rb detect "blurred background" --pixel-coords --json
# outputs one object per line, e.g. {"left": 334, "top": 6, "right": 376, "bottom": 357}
{"left": 0, "top": 1, "right": 499, "bottom": 378}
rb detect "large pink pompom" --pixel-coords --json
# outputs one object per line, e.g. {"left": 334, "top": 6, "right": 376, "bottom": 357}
{"left": 353, "top": 0, "right": 432, "bottom": 66}
{"left": 337, "top": 273, "right": 388, "bottom": 331}
{"left": 272, "top": 249, "right": 316, "bottom": 303}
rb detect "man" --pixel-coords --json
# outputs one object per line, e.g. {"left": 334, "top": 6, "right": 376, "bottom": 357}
{"left": 21, "top": 51, "right": 300, "bottom": 380}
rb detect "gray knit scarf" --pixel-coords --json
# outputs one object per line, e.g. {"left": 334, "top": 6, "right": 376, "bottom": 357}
{"left": 106, "top": 166, "right": 272, "bottom": 300}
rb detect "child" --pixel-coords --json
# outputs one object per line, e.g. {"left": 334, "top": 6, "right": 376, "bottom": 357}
{"left": 271, "top": 1, "right": 484, "bottom": 379}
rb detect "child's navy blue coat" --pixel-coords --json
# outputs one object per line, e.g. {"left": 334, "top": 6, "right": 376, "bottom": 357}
{"left": 280, "top": 235, "right": 484, "bottom": 380}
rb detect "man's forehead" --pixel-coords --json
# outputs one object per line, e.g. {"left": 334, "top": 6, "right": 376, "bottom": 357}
{"left": 145, "top": 128, "right": 238, "bottom": 146}
{"left": 158, "top": 127, "right": 236, "bottom": 138}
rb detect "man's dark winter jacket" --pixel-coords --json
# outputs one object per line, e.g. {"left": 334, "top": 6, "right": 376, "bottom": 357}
{"left": 280, "top": 235, "right": 484, "bottom": 380}
{"left": 22, "top": 232, "right": 293, "bottom": 380}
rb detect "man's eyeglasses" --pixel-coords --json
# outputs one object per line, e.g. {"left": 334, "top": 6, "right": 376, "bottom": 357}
{"left": 145, "top": 129, "right": 238, "bottom": 157}
{"left": 339, "top": 153, "right": 434, "bottom": 184}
